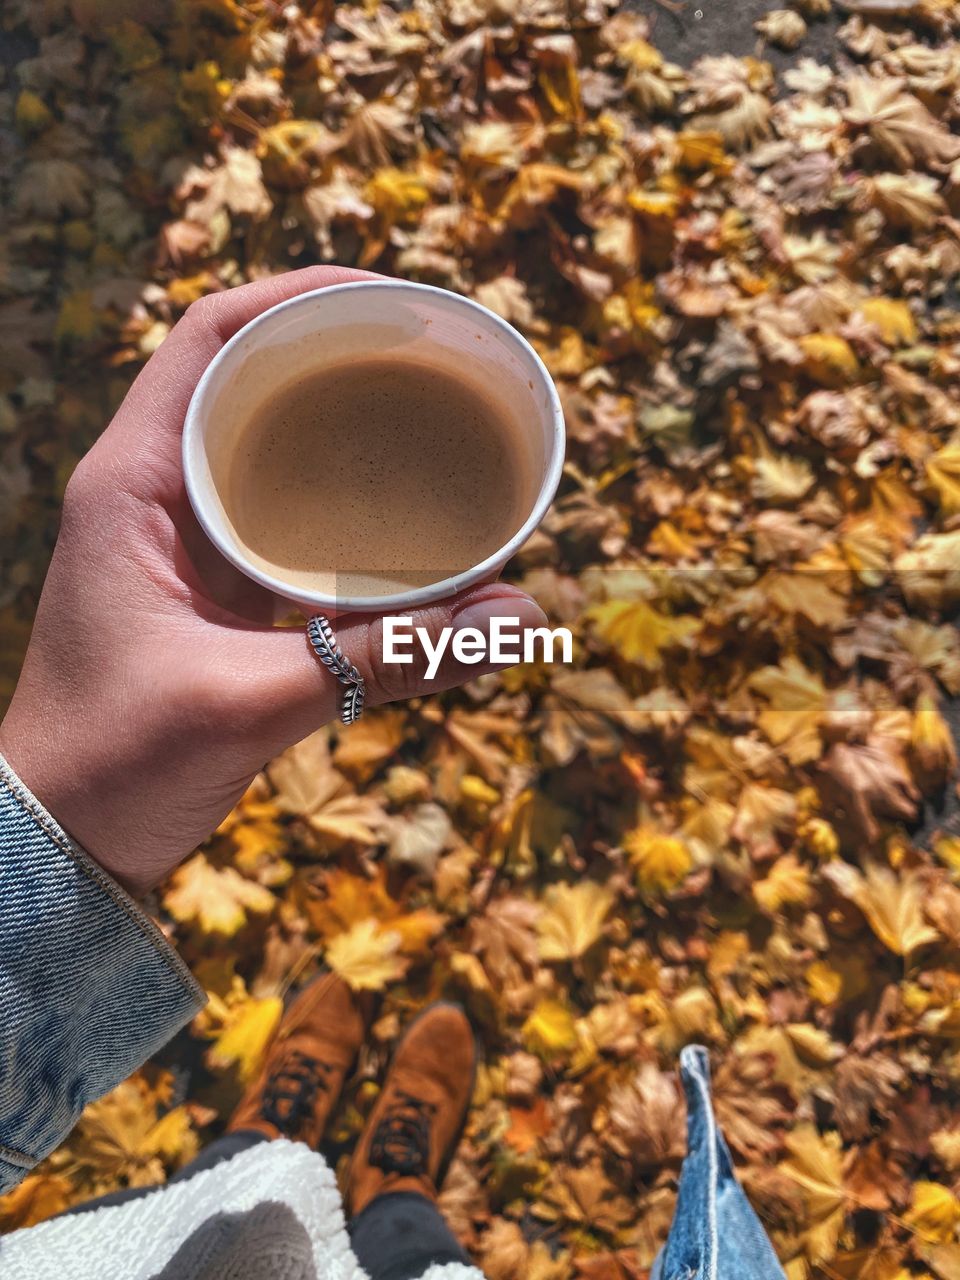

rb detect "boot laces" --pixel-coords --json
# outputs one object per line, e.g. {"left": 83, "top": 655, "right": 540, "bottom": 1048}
{"left": 261, "top": 1049, "right": 333, "bottom": 1136}
{"left": 369, "top": 1090, "right": 437, "bottom": 1176}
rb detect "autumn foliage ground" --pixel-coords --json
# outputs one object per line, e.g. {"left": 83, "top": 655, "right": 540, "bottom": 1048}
{"left": 3, "top": 1, "right": 960, "bottom": 1277}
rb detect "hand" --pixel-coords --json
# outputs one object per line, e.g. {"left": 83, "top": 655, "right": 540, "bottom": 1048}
{"left": 0, "top": 268, "right": 547, "bottom": 895}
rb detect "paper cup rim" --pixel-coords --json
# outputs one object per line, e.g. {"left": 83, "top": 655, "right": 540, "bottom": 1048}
{"left": 182, "top": 279, "right": 565, "bottom": 613}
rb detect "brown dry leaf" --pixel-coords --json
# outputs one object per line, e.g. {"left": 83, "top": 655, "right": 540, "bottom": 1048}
{"left": 833, "top": 1053, "right": 905, "bottom": 1141}
{"left": 385, "top": 802, "right": 453, "bottom": 877}
{"left": 819, "top": 738, "right": 920, "bottom": 843}
{"left": 844, "top": 77, "right": 960, "bottom": 168}
{"left": 341, "top": 97, "right": 415, "bottom": 169}
{"left": 183, "top": 147, "right": 272, "bottom": 221}
{"left": 822, "top": 861, "right": 938, "bottom": 956}
{"left": 602, "top": 1062, "right": 685, "bottom": 1169}
{"left": 471, "top": 896, "right": 542, "bottom": 989}
{"left": 536, "top": 1157, "right": 634, "bottom": 1235}
{"left": 480, "top": 1217, "right": 571, "bottom": 1280}
{"left": 332, "top": 709, "right": 406, "bottom": 779}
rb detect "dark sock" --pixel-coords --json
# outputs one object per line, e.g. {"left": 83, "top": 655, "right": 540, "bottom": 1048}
{"left": 349, "top": 1191, "right": 473, "bottom": 1280}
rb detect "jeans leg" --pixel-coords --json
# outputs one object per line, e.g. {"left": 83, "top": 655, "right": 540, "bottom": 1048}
{"left": 349, "top": 1191, "right": 473, "bottom": 1280}
{"left": 654, "top": 1046, "right": 786, "bottom": 1280}
{"left": 62, "top": 1130, "right": 268, "bottom": 1216}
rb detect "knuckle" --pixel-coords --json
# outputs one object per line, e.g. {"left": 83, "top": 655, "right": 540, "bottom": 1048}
{"left": 183, "top": 292, "right": 227, "bottom": 334}
{"left": 184, "top": 294, "right": 215, "bottom": 326}
{"left": 359, "top": 618, "right": 417, "bottom": 704}
{"left": 62, "top": 460, "right": 95, "bottom": 511}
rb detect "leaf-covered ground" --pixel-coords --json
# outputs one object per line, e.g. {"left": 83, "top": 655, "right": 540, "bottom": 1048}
{"left": 4, "top": 1, "right": 960, "bottom": 1276}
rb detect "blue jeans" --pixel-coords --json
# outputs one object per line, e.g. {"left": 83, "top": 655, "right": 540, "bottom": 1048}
{"left": 652, "top": 1046, "right": 785, "bottom": 1280}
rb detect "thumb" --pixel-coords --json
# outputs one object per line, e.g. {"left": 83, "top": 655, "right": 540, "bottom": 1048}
{"left": 244, "top": 583, "right": 549, "bottom": 743}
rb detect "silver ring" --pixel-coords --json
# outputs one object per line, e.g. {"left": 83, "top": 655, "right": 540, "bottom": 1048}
{"left": 306, "top": 615, "right": 365, "bottom": 725}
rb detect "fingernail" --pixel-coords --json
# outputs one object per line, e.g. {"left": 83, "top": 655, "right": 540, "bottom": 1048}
{"left": 452, "top": 592, "right": 548, "bottom": 636}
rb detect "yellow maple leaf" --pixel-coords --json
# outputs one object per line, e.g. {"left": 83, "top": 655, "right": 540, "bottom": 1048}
{"left": 753, "top": 854, "right": 813, "bottom": 915}
{"left": 926, "top": 444, "right": 960, "bottom": 517}
{"left": 537, "top": 881, "right": 614, "bottom": 962}
{"left": 656, "top": 986, "right": 723, "bottom": 1054}
{"left": 166, "top": 271, "right": 217, "bottom": 308}
{"left": 206, "top": 995, "right": 283, "bottom": 1082}
{"left": 799, "top": 332, "right": 861, "bottom": 383}
{"left": 363, "top": 166, "right": 431, "bottom": 219}
{"left": 905, "top": 1182, "right": 960, "bottom": 1244}
{"left": 325, "top": 919, "right": 405, "bottom": 991}
{"left": 257, "top": 119, "right": 337, "bottom": 187}
{"left": 15, "top": 90, "right": 53, "bottom": 134}
{"left": 751, "top": 451, "right": 815, "bottom": 503}
{"left": 911, "top": 692, "right": 958, "bottom": 784}
{"left": 587, "top": 599, "right": 699, "bottom": 669}
{"left": 823, "top": 861, "right": 938, "bottom": 956}
{"left": 935, "top": 835, "right": 960, "bottom": 875}
{"left": 859, "top": 297, "right": 917, "bottom": 346}
{"left": 163, "top": 854, "right": 275, "bottom": 935}
{"left": 522, "top": 998, "right": 579, "bottom": 1057}
{"left": 624, "top": 826, "right": 692, "bottom": 894}
{"left": 0, "top": 1173, "right": 72, "bottom": 1230}
{"left": 306, "top": 867, "right": 443, "bottom": 958}
{"left": 676, "top": 129, "right": 729, "bottom": 171}
{"left": 806, "top": 961, "right": 843, "bottom": 1006}
{"left": 750, "top": 655, "right": 827, "bottom": 765}
{"left": 67, "top": 1077, "right": 199, "bottom": 1191}
{"left": 779, "top": 1125, "right": 846, "bottom": 1265}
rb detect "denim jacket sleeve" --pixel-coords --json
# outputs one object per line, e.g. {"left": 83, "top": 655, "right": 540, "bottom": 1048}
{"left": 0, "top": 753, "right": 206, "bottom": 1193}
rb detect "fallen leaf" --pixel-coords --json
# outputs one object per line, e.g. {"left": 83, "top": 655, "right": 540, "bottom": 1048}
{"left": 538, "top": 881, "right": 614, "bottom": 962}
{"left": 325, "top": 919, "right": 405, "bottom": 991}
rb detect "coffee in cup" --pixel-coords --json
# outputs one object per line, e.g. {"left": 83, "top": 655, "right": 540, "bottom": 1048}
{"left": 182, "top": 280, "right": 565, "bottom": 612}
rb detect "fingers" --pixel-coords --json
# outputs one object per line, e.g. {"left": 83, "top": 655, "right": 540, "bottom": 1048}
{"left": 239, "top": 583, "right": 549, "bottom": 746}
{"left": 100, "top": 266, "right": 383, "bottom": 495}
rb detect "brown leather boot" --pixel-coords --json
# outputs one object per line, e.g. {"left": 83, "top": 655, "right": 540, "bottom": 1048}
{"left": 347, "top": 1003, "right": 476, "bottom": 1217}
{"left": 228, "top": 972, "right": 365, "bottom": 1148}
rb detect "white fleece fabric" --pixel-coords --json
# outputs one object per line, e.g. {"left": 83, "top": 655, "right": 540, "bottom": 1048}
{"left": 0, "top": 1140, "right": 486, "bottom": 1280}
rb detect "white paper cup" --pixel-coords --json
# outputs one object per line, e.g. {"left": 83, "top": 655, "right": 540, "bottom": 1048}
{"left": 182, "top": 280, "right": 565, "bottom": 613}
